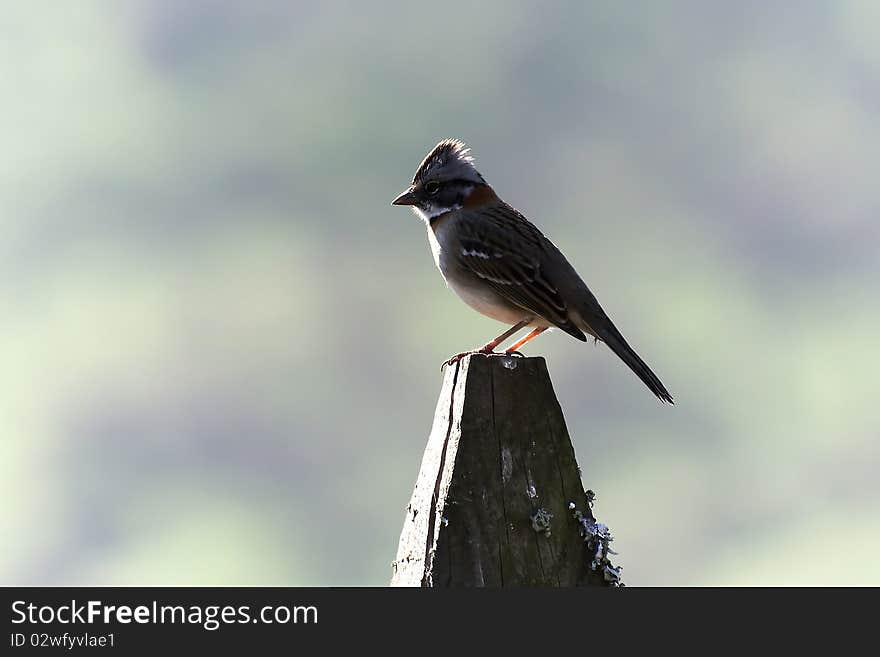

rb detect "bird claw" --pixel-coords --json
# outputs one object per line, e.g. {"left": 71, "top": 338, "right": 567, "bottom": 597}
{"left": 441, "top": 346, "right": 498, "bottom": 371}
{"left": 441, "top": 347, "right": 532, "bottom": 370}
{"left": 441, "top": 353, "right": 467, "bottom": 371}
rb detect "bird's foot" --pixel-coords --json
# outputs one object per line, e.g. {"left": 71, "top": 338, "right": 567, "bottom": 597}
{"left": 441, "top": 345, "right": 499, "bottom": 370}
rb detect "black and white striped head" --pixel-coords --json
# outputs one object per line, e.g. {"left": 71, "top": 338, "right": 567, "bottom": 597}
{"left": 391, "top": 139, "right": 486, "bottom": 222}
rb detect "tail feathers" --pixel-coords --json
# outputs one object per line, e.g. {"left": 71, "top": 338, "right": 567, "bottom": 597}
{"left": 596, "top": 324, "right": 674, "bottom": 404}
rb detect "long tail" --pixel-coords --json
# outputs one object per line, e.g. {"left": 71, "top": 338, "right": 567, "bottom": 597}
{"left": 594, "top": 322, "right": 674, "bottom": 404}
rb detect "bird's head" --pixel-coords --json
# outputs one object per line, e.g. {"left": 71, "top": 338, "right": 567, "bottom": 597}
{"left": 391, "top": 138, "right": 486, "bottom": 222}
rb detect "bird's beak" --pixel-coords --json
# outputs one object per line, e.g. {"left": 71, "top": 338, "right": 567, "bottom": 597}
{"left": 391, "top": 187, "right": 417, "bottom": 206}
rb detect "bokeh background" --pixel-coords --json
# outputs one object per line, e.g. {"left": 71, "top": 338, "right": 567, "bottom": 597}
{"left": 3, "top": 1, "right": 879, "bottom": 586}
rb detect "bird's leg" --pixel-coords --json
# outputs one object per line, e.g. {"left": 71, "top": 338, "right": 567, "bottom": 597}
{"left": 481, "top": 319, "right": 533, "bottom": 352}
{"left": 504, "top": 327, "right": 547, "bottom": 355}
{"left": 443, "top": 319, "right": 532, "bottom": 368}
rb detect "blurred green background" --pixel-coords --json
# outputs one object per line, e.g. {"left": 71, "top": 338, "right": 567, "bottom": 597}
{"left": 2, "top": 1, "right": 878, "bottom": 586}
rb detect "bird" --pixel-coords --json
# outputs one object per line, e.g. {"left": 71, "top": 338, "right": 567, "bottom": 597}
{"left": 391, "top": 138, "right": 673, "bottom": 404}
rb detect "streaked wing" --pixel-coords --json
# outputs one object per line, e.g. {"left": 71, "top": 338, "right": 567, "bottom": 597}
{"left": 455, "top": 206, "right": 586, "bottom": 341}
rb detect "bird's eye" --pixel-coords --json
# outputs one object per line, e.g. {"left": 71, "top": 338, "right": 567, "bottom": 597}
{"left": 424, "top": 181, "right": 441, "bottom": 195}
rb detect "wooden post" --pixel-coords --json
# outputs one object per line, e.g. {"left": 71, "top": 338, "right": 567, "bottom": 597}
{"left": 391, "top": 353, "right": 620, "bottom": 587}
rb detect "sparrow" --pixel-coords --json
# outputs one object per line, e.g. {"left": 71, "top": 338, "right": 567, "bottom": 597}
{"left": 392, "top": 139, "right": 673, "bottom": 404}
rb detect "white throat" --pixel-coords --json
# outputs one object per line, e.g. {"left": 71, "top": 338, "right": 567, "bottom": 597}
{"left": 412, "top": 202, "right": 461, "bottom": 225}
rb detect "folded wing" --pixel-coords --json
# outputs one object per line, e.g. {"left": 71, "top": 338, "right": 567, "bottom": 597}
{"left": 455, "top": 211, "right": 586, "bottom": 341}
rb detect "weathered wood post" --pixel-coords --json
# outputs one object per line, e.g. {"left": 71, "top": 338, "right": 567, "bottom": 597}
{"left": 391, "top": 353, "right": 621, "bottom": 587}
